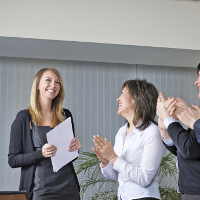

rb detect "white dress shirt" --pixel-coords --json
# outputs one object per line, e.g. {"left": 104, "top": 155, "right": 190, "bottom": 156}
{"left": 101, "top": 122, "right": 164, "bottom": 200}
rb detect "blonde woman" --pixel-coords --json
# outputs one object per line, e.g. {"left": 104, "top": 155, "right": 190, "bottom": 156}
{"left": 8, "top": 68, "right": 81, "bottom": 200}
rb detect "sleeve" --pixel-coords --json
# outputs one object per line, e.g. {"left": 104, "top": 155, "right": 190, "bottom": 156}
{"left": 63, "top": 109, "right": 75, "bottom": 136}
{"left": 167, "top": 122, "right": 200, "bottom": 159}
{"left": 163, "top": 143, "right": 177, "bottom": 156}
{"left": 63, "top": 109, "right": 78, "bottom": 162}
{"left": 101, "top": 162, "right": 118, "bottom": 180}
{"left": 193, "top": 119, "right": 200, "bottom": 143}
{"left": 8, "top": 111, "right": 43, "bottom": 168}
{"left": 113, "top": 128, "right": 164, "bottom": 188}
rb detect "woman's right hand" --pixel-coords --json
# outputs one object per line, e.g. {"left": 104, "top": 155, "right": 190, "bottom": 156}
{"left": 42, "top": 143, "right": 57, "bottom": 158}
{"left": 92, "top": 147, "right": 109, "bottom": 168}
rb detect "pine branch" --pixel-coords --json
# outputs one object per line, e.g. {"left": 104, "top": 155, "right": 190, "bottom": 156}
{"left": 158, "top": 152, "right": 178, "bottom": 183}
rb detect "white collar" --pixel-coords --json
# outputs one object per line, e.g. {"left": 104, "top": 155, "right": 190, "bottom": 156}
{"left": 122, "top": 121, "right": 143, "bottom": 136}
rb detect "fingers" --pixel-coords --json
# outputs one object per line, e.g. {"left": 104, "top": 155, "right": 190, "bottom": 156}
{"left": 93, "top": 135, "right": 106, "bottom": 150}
{"left": 164, "top": 98, "right": 176, "bottom": 114}
{"left": 93, "top": 137, "right": 102, "bottom": 150}
{"left": 192, "top": 105, "right": 200, "bottom": 111}
{"left": 157, "top": 96, "right": 161, "bottom": 102}
{"left": 92, "top": 147, "right": 109, "bottom": 167}
{"left": 170, "top": 105, "right": 176, "bottom": 116}
{"left": 159, "top": 93, "right": 166, "bottom": 103}
{"left": 174, "top": 97, "right": 188, "bottom": 106}
{"left": 175, "top": 103, "right": 188, "bottom": 115}
{"left": 69, "top": 138, "right": 81, "bottom": 151}
{"left": 42, "top": 144, "right": 57, "bottom": 158}
{"left": 92, "top": 147, "right": 101, "bottom": 156}
{"left": 164, "top": 98, "right": 175, "bottom": 108}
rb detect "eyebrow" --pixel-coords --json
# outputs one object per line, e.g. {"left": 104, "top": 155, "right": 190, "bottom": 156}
{"left": 45, "top": 76, "right": 60, "bottom": 81}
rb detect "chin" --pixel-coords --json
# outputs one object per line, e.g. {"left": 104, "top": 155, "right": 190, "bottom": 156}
{"left": 117, "top": 110, "right": 123, "bottom": 116}
{"left": 46, "top": 95, "right": 57, "bottom": 100}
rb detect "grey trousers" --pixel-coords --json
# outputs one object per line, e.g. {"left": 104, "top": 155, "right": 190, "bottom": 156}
{"left": 182, "top": 194, "right": 200, "bottom": 200}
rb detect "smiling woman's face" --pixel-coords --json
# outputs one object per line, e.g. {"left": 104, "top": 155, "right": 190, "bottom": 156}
{"left": 117, "top": 86, "right": 135, "bottom": 118}
{"left": 38, "top": 70, "right": 61, "bottom": 101}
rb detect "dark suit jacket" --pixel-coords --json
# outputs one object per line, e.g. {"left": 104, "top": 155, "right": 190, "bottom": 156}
{"left": 165, "top": 122, "right": 200, "bottom": 195}
{"left": 194, "top": 119, "right": 200, "bottom": 143}
{"left": 8, "top": 109, "right": 79, "bottom": 199}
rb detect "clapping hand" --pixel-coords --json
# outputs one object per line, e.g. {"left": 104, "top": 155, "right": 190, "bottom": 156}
{"left": 93, "top": 135, "right": 118, "bottom": 165}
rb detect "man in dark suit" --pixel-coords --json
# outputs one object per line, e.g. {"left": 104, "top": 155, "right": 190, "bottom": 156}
{"left": 156, "top": 63, "right": 200, "bottom": 200}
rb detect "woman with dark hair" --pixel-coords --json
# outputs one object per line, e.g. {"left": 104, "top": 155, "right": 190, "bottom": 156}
{"left": 8, "top": 68, "right": 81, "bottom": 200}
{"left": 93, "top": 79, "right": 164, "bottom": 200}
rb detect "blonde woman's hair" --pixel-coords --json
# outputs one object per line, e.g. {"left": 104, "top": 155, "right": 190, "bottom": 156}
{"left": 29, "top": 68, "right": 65, "bottom": 127}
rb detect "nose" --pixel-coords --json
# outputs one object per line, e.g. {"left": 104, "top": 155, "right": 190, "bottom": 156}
{"left": 195, "top": 76, "right": 200, "bottom": 86}
{"left": 51, "top": 81, "right": 56, "bottom": 87}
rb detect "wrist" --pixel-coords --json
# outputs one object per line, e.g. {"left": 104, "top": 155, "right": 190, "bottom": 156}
{"left": 190, "top": 120, "right": 196, "bottom": 130}
{"left": 101, "top": 161, "right": 109, "bottom": 168}
{"left": 109, "top": 154, "right": 118, "bottom": 165}
{"left": 160, "top": 129, "right": 170, "bottom": 139}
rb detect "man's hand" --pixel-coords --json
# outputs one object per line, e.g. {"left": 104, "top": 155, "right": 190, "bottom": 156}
{"left": 176, "top": 104, "right": 200, "bottom": 129}
{"left": 156, "top": 93, "right": 171, "bottom": 120}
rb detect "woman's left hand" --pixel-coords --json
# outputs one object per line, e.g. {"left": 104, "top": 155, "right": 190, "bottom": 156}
{"left": 69, "top": 137, "right": 81, "bottom": 151}
{"left": 93, "top": 135, "right": 118, "bottom": 164}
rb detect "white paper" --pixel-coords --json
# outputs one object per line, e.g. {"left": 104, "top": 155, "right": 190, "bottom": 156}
{"left": 46, "top": 117, "right": 79, "bottom": 172}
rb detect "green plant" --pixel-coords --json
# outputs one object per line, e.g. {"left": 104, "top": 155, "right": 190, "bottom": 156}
{"left": 74, "top": 152, "right": 181, "bottom": 200}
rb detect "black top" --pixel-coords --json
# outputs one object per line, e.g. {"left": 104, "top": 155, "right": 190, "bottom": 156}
{"left": 8, "top": 109, "right": 80, "bottom": 200}
{"left": 31, "top": 123, "right": 79, "bottom": 200}
{"left": 165, "top": 122, "right": 200, "bottom": 195}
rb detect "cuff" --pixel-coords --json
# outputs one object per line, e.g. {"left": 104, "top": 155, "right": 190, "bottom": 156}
{"left": 163, "top": 138, "right": 174, "bottom": 146}
{"left": 101, "top": 161, "right": 113, "bottom": 171}
{"left": 113, "top": 157, "right": 127, "bottom": 173}
{"left": 164, "top": 117, "right": 178, "bottom": 129}
{"left": 32, "top": 150, "right": 43, "bottom": 163}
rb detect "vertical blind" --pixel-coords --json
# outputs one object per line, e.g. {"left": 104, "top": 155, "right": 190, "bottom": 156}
{"left": 0, "top": 57, "right": 198, "bottom": 199}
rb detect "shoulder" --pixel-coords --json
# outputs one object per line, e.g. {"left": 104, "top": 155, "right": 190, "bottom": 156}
{"left": 15, "top": 109, "right": 31, "bottom": 121}
{"left": 11, "top": 109, "right": 30, "bottom": 128}
{"left": 143, "top": 123, "right": 160, "bottom": 137}
{"left": 63, "top": 108, "right": 73, "bottom": 118}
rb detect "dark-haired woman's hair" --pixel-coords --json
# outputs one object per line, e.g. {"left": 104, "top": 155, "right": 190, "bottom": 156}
{"left": 197, "top": 63, "right": 200, "bottom": 74}
{"left": 122, "top": 79, "right": 158, "bottom": 131}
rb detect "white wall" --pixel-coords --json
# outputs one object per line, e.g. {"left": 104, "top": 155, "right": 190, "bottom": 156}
{"left": 0, "top": 0, "right": 200, "bottom": 50}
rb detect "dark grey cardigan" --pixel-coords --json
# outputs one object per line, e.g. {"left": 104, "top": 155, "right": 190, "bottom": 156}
{"left": 8, "top": 109, "right": 79, "bottom": 199}
{"left": 165, "top": 122, "right": 200, "bottom": 195}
